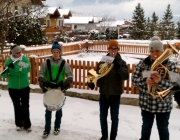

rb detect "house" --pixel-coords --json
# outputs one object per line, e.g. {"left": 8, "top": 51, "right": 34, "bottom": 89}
{"left": 41, "top": 7, "right": 72, "bottom": 40}
{"left": 96, "top": 20, "right": 132, "bottom": 38}
{"left": 118, "top": 20, "right": 132, "bottom": 38}
{"left": 3, "top": 0, "right": 43, "bottom": 14}
{"left": 58, "top": 8, "right": 72, "bottom": 31}
{"left": 42, "top": 7, "right": 72, "bottom": 28}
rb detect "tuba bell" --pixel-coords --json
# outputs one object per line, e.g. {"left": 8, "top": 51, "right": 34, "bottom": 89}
{"left": 147, "top": 42, "right": 180, "bottom": 100}
{"left": 87, "top": 54, "right": 115, "bottom": 88}
{"left": 87, "top": 61, "right": 114, "bottom": 87}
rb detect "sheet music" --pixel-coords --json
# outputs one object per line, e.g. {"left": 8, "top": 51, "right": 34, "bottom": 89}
{"left": 169, "top": 71, "right": 180, "bottom": 84}
{"left": 142, "top": 71, "right": 158, "bottom": 78}
{"left": 100, "top": 55, "right": 114, "bottom": 63}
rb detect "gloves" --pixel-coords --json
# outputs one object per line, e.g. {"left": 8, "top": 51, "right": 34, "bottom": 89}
{"left": 61, "top": 78, "right": 72, "bottom": 91}
{"left": 113, "top": 55, "right": 121, "bottom": 70}
{"left": 8, "top": 63, "right": 14, "bottom": 69}
{"left": 39, "top": 81, "right": 47, "bottom": 93}
{"left": 38, "top": 77, "right": 47, "bottom": 93}
{"left": 88, "top": 82, "right": 95, "bottom": 90}
{"left": 61, "top": 84, "right": 70, "bottom": 91}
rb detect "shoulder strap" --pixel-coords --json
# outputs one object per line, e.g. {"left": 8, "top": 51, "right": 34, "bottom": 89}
{"left": 54, "top": 60, "right": 65, "bottom": 83}
{"left": 46, "top": 59, "right": 65, "bottom": 83}
{"left": 46, "top": 59, "right": 52, "bottom": 81}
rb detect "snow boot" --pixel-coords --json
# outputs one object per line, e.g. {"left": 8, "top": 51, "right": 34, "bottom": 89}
{"left": 16, "top": 126, "right": 22, "bottom": 131}
{"left": 26, "top": 127, "right": 32, "bottom": 133}
{"left": 100, "top": 136, "right": 108, "bottom": 140}
{"left": 54, "top": 128, "right": 60, "bottom": 135}
{"left": 42, "top": 130, "right": 50, "bottom": 139}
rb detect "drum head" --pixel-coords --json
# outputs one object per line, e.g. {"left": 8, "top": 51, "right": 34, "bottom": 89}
{"left": 44, "top": 89, "right": 65, "bottom": 106}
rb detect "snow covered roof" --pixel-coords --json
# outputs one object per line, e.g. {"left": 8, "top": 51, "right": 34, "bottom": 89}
{"left": 64, "top": 16, "right": 102, "bottom": 24}
{"left": 96, "top": 20, "right": 125, "bottom": 27}
{"left": 93, "top": 17, "right": 103, "bottom": 23}
{"left": 32, "top": 7, "right": 61, "bottom": 18}
{"left": 48, "top": 7, "right": 58, "bottom": 15}
{"left": 64, "top": 16, "right": 94, "bottom": 24}
{"left": 58, "top": 9, "right": 72, "bottom": 18}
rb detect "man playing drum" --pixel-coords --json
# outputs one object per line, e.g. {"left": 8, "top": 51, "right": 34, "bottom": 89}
{"left": 38, "top": 40, "right": 73, "bottom": 139}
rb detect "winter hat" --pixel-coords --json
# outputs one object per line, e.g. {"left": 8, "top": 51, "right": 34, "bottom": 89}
{"left": 51, "top": 41, "right": 61, "bottom": 52}
{"left": 108, "top": 40, "right": 119, "bottom": 50}
{"left": 11, "top": 45, "right": 22, "bottom": 55}
{"left": 148, "top": 36, "right": 164, "bottom": 52}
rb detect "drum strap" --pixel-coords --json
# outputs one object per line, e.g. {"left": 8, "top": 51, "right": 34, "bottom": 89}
{"left": 47, "top": 59, "right": 65, "bottom": 83}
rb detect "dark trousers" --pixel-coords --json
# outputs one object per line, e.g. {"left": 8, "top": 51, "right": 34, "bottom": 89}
{"left": 45, "top": 109, "right": 62, "bottom": 132}
{"left": 99, "top": 94, "right": 120, "bottom": 139}
{"left": 140, "top": 110, "right": 171, "bottom": 140}
{"left": 8, "top": 86, "right": 31, "bottom": 129}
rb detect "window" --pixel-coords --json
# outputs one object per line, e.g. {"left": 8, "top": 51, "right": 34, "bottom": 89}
{"left": 47, "top": 20, "right": 50, "bottom": 27}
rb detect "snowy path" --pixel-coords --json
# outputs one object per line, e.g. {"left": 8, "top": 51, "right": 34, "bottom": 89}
{"left": 0, "top": 89, "right": 180, "bottom": 140}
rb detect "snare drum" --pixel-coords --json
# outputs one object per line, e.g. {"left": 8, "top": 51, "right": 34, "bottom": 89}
{"left": 43, "top": 89, "right": 66, "bottom": 111}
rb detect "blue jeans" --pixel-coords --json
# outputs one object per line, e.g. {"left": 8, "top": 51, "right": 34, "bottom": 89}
{"left": 45, "top": 109, "right": 62, "bottom": 132}
{"left": 99, "top": 94, "right": 120, "bottom": 139}
{"left": 140, "top": 110, "right": 170, "bottom": 140}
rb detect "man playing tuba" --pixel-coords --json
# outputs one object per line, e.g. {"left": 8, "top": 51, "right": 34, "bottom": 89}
{"left": 88, "top": 40, "right": 129, "bottom": 140}
{"left": 132, "top": 36, "right": 179, "bottom": 140}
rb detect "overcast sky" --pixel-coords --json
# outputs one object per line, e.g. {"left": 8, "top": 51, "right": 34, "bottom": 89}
{"left": 45, "top": 0, "right": 180, "bottom": 22}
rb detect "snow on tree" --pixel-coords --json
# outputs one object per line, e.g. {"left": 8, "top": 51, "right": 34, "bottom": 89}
{"left": 158, "top": 4, "right": 176, "bottom": 40}
{"left": 129, "top": 3, "right": 146, "bottom": 40}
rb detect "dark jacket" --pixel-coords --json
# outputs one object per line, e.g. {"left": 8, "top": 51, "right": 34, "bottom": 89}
{"left": 96, "top": 53, "right": 129, "bottom": 96}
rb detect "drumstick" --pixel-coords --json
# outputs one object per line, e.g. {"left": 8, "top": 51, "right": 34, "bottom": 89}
{"left": 44, "top": 87, "right": 51, "bottom": 91}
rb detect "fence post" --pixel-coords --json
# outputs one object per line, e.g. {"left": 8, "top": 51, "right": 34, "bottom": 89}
{"left": 29, "top": 57, "right": 36, "bottom": 84}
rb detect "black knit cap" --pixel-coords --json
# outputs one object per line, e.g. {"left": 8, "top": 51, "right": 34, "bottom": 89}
{"left": 51, "top": 41, "right": 61, "bottom": 52}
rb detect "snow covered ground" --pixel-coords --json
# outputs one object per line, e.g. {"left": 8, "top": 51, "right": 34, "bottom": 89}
{"left": 0, "top": 88, "right": 180, "bottom": 140}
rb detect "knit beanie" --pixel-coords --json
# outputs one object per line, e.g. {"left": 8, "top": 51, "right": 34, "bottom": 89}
{"left": 108, "top": 40, "right": 119, "bottom": 50}
{"left": 51, "top": 41, "right": 61, "bottom": 52}
{"left": 11, "top": 45, "right": 22, "bottom": 55}
{"left": 148, "top": 36, "right": 164, "bottom": 52}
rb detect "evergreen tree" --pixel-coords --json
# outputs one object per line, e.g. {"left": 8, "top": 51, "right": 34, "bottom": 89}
{"left": 159, "top": 4, "right": 176, "bottom": 40}
{"left": 176, "top": 20, "right": 180, "bottom": 39}
{"left": 129, "top": 3, "right": 146, "bottom": 39}
{"left": 7, "top": 15, "right": 44, "bottom": 45}
{"left": 150, "top": 12, "right": 159, "bottom": 37}
{"left": 145, "top": 17, "right": 151, "bottom": 39}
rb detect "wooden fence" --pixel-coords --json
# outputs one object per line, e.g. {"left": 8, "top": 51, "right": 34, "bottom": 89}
{"left": 1, "top": 41, "right": 179, "bottom": 94}
{"left": 24, "top": 57, "right": 140, "bottom": 94}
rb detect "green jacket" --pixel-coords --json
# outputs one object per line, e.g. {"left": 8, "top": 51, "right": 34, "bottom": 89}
{"left": 38, "top": 56, "right": 73, "bottom": 84}
{"left": 1, "top": 54, "right": 31, "bottom": 89}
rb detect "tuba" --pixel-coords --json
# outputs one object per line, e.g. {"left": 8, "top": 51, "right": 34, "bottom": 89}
{"left": 87, "top": 62, "right": 114, "bottom": 87}
{"left": 147, "top": 42, "right": 180, "bottom": 101}
{"left": 87, "top": 54, "right": 115, "bottom": 87}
